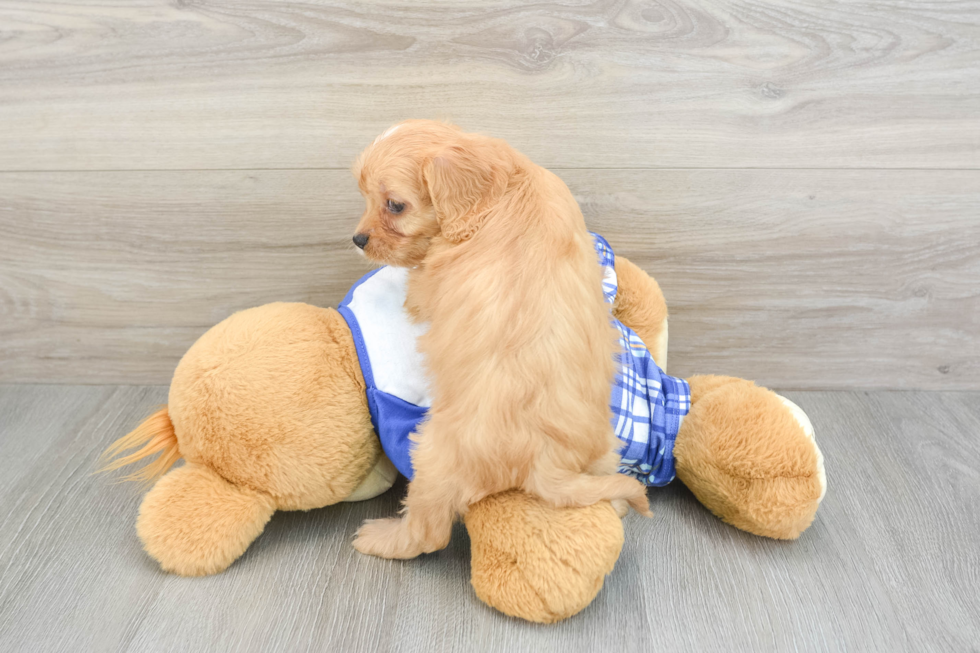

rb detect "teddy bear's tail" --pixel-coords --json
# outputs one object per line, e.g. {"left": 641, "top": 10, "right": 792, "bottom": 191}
{"left": 99, "top": 406, "right": 181, "bottom": 484}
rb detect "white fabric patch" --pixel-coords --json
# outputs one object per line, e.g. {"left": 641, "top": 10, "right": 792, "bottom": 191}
{"left": 345, "top": 267, "right": 433, "bottom": 407}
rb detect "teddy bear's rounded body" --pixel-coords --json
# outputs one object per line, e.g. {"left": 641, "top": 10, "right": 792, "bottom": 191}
{"left": 168, "top": 302, "right": 379, "bottom": 511}
{"left": 136, "top": 303, "right": 401, "bottom": 577}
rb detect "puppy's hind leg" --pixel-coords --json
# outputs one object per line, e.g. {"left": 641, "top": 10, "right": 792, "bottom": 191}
{"left": 524, "top": 468, "right": 652, "bottom": 517}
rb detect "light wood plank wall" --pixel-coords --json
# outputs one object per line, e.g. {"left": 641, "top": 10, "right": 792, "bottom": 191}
{"left": 1, "top": 1, "right": 978, "bottom": 389}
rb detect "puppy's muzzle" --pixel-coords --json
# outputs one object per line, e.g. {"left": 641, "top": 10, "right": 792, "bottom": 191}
{"left": 353, "top": 233, "right": 369, "bottom": 249}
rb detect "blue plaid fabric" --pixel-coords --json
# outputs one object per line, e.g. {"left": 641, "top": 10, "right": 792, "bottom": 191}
{"left": 592, "top": 233, "right": 691, "bottom": 486}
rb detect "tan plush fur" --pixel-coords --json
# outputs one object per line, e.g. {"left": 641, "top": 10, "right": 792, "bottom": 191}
{"left": 673, "top": 375, "right": 823, "bottom": 539}
{"left": 137, "top": 463, "right": 276, "bottom": 576}
{"left": 465, "top": 490, "right": 624, "bottom": 624}
{"left": 167, "top": 302, "right": 378, "bottom": 511}
{"left": 349, "top": 121, "right": 650, "bottom": 559}
{"left": 104, "top": 302, "right": 383, "bottom": 574}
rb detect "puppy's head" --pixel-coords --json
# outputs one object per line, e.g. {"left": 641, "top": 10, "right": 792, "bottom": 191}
{"left": 351, "top": 120, "right": 515, "bottom": 266}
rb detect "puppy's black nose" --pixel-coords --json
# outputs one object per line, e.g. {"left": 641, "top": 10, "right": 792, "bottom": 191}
{"left": 353, "top": 233, "right": 369, "bottom": 249}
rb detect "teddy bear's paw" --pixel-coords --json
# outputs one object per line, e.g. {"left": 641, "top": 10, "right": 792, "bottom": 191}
{"left": 674, "top": 379, "right": 825, "bottom": 540}
{"left": 137, "top": 463, "right": 276, "bottom": 576}
{"left": 465, "top": 491, "right": 625, "bottom": 623}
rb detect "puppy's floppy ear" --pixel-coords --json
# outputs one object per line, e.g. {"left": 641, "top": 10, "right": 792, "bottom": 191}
{"left": 423, "top": 136, "right": 513, "bottom": 243}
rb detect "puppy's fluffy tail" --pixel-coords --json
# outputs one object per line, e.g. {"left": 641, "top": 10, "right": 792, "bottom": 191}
{"left": 99, "top": 406, "right": 181, "bottom": 485}
{"left": 525, "top": 471, "right": 652, "bottom": 517}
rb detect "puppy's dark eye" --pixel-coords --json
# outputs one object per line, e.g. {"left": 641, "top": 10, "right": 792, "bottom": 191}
{"left": 387, "top": 199, "right": 405, "bottom": 215}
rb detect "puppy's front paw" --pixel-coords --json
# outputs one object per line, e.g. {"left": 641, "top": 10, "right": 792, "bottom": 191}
{"left": 353, "top": 517, "right": 426, "bottom": 559}
{"left": 353, "top": 517, "right": 403, "bottom": 558}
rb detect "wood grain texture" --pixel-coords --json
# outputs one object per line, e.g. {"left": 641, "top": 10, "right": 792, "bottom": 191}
{"left": 2, "top": 169, "right": 978, "bottom": 388}
{"left": 0, "top": 385, "right": 978, "bottom": 652}
{"left": 1, "top": 0, "right": 978, "bottom": 170}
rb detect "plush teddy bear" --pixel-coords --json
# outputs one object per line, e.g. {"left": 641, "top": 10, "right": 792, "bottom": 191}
{"left": 104, "top": 250, "right": 825, "bottom": 624}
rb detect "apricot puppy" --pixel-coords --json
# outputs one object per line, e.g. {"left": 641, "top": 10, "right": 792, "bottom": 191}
{"left": 350, "top": 121, "right": 650, "bottom": 559}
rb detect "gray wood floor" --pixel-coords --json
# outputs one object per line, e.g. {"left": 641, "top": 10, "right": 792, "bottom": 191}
{"left": 0, "top": 384, "right": 977, "bottom": 652}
